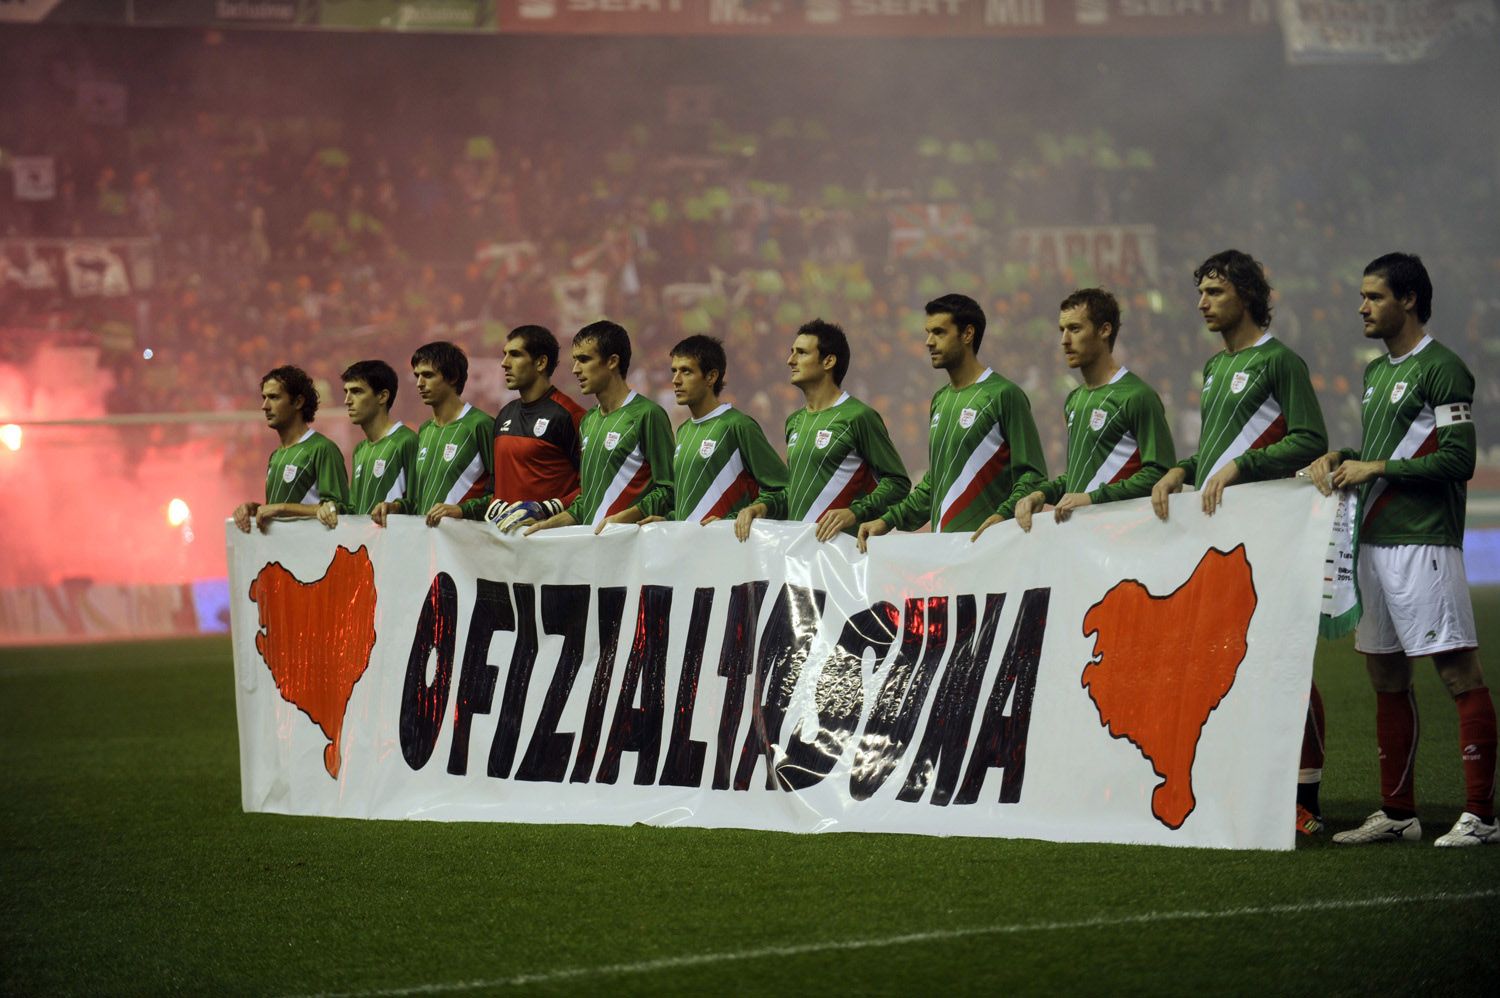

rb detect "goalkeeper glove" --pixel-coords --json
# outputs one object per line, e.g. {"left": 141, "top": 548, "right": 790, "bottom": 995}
{"left": 484, "top": 499, "right": 516, "bottom": 529}
{"left": 493, "top": 498, "right": 565, "bottom": 533}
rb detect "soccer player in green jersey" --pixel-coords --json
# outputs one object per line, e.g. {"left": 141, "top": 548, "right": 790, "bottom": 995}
{"left": 526, "top": 320, "right": 675, "bottom": 535}
{"left": 855, "top": 293, "right": 1045, "bottom": 550}
{"left": 999, "top": 288, "right": 1174, "bottom": 534}
{"left": 1305, "top": 253, "right": 1496, "bottom": 847}
{"left": 1150, "top": 249, "right": 1330, "bottom": 835}
{"left": 370, "top": 341, "right": 493, "bottom": 528}
{"left": 325, "top": 359, "right": 417, "bottom": 522}
{"left": 635, "top": 335, "right": 788, "bottom": 525}
{"left": 232, "top": 365, "right": 348, "bottom": 533}
{"left": 736, "top": 319, "right": 911, "bottom": 543}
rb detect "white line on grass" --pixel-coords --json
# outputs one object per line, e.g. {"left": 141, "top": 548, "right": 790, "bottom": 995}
{"left": 289, "top": 887, "right": 1500, "bottom": 997}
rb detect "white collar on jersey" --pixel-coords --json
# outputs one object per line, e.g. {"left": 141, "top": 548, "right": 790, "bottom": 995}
{"left": 379, "top": 421, "right": 404, "bottom": 440}
{"left": 1387, "top": 334, "right": 1433, "bottom": 365}
{"left": 831, "top": 391, "right": 850, "bottom": 408}
{"left": 975, "top": 368, "right": 994, "bottom": 384}
{"left": 295, "top": 428, "right": 315, "bottom": 444}
{"left": 692, "top": 402, "right": 732, "bottom": 424}
{"left": 1107, "top": 366, "right": 1128, "bottom": 385}
{"left": 457, "top": 402, "right": 472, "bottom": 419}
{"left": 1251, "top": 332, "right": 1273, "bottom": 348}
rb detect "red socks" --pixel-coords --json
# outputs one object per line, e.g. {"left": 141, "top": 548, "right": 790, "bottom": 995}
{"left": 1300, "top": 681, "right": 1326, "bottom": 775}
{"left": 1455, "top": 687, "right": 1497, "bottom": 821}
{"left": 1375, "top": 690, "right": 1419, "bottom": 818}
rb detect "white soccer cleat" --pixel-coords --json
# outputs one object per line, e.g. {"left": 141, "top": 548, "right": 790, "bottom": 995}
{"left": 1434, "top": 811, "right": 1500, "bottom": 848}
{"left": 1332, "top": 810, "right": 1422, "bottom": 845}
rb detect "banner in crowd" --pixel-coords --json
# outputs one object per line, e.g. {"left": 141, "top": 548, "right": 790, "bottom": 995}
{"left": 230, "top": 480, "right": 1335, "bottom": 850}
{"left": 1010, "top": 224, "right": 1160, "bottom": 284}
{"left": 888, "top": 203, "right": 980, "bottom": 260}
{"left": 1278, "top": 0, "right": 1496, "bottom": 63}
{"left": 0, "top": 238, "right": 156, "bottom": 297}
{"left": 10, "top": 157, "right": 57, "bottom": 201}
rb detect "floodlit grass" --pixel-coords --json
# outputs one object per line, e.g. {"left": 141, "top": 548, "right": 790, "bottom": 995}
{"left": 4, "top": 602, "right": 1500, "bottom": 996}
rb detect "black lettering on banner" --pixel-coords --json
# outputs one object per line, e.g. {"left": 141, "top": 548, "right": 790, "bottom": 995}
{"left": 899, "top": 593, "right": 1006, "bottom": 806}
{"left": 712, "top": 581, "right": 768, "bottom": 790}
{"left": 446, "top": 580, "right": 513, "bottom": 776}
{"left": 570, "top": 586, "right": 627, "bottom": 783}
{"left": 734, "top": 584, "right": 826, "bottom": 791}
{"left": 777, "top": 601, "right": 899, "bottom": 790}
{"left": 515, "top": 585, "right": 592, "bottom": 783}
{"left": 598, "top": 585, "right": 673, "bottom": 785}
{"left": 486, "top": 583, "right": 538, "bottom": 779}
{"left": 399, "top": 573, "right": 459, "bottom": 771}
{"left": 850, "top": 596, "right": 950, "bottom": 801}
{"left": 956, "top": 587, "right": 1048, "bottom": 805}
{"left": 659, "top": 587, "right": 716, "bottom": 788}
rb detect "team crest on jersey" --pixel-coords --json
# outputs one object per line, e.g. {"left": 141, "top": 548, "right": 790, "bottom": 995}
{"left": 1390, "top": 382, "right": 1408, "bottom": 403}
{"left": 1089, "top": 408, "right": 1107, "bottom": 431}
{"left": 443, "top": 443, "right": 458, "bottom": 462}
{"left": 959, "top": 407, "right": 977, "bottom": 428}
{"left": 282, "top": 464, "right": 298, "bottom": 483}
{"left": 533, "top": 418, "right": 549, "bottom": 436}
{"left": 788, "top": 431, "right": 800, "bottom": 447}
{"left": 699, "top": 438, "right": 718, "bottom": 459}
{"left": 372, "top": 459, "right": 386, "bottom": 477}
{"left": 1230, "top": 371, "right": 1250, "bottom": 394}
{"left": 1362, "top": 386, "right": 1375, "bottom": 405}
{"left": 605, "top": 431, "right": 621, "bottom": 451}
{"left": 815, "top": 429, "right": 833, "bottom": 450}
{"left": 931, "top": 412, "right": 941, "bottom": 428}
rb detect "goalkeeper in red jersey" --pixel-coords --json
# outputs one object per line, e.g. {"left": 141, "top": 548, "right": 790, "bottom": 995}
{"left": 233, "top": 365, "right": 347, "bottom": 533}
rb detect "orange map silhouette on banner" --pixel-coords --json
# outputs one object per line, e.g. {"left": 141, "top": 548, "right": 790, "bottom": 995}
{"left": 248, "top": 546, "right": 378, "bottom": 778}
{"left": 1080, "top": 545, "right": 1257, "bottom": 829}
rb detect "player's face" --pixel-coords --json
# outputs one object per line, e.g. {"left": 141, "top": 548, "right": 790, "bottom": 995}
{"left": 788, "top": 334, "right": 830, "bottom": 386}
{"left": 1359, "top": 275, "right": 1409, "bottom": 341}
{"left": 924, "top": 313, "right": 971, "bottom": 371}
{"left": 670, "top": 355, "right": 716, "bottom": 409}
{"left": 1059, "top": 305, "right": 1110, "bottom": 370}
{"left": 571, "top": 340, "right": 614, "bottom": 397}
{"left": 502, "top": 338, "right": 541, "bottom": 393}
{"left": 412, "top": 361, "right": 455, "bottom": 409}
{"left": 1196, "top": 273, "right": 1246, "bottom": 334}
{"left": 343, "top": 379, "right": 385, "bottom": 426}
{"left": 261, "top": 379, "right": 299, "bottom": 431}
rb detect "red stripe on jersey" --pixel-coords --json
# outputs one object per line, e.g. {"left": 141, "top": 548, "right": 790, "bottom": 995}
{"left": 1248, "top": 414, "right": 1288, "bottom": 452}
{"left": 1107, "top": 451, "right": 1142, "bottom": 485}
{"left": 703, "top": 472, "right": 759, "bottom": 523}
{"left": 1364, "top": 430, "right": 1438, "bottom": 528}
{"left": 604, "top": 461, "right": 654, "bottom": 518}
{"left": 941, "top": 442, "right": 1009, "bottom": 530}
{"left": 823, "top": 465, "right": 878, "bottom": 515}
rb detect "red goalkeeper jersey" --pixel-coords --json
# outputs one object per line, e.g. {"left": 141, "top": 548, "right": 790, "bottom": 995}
{"left": 492, "top": 386, "right": 586, "bottom": 505}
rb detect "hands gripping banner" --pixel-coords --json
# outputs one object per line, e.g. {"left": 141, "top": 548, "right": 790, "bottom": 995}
{"left": 229, "top": 480, "right": 1336, "bottom": 850}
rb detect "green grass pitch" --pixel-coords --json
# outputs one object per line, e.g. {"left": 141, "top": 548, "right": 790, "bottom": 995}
{"left": 4, "top": 596, "right": 1499, "bottom": 996}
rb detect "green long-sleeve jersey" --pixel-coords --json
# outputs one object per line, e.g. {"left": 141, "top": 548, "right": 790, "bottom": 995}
{"left": 1338, "top": 335, "right": 1475, "bottom": 548}
{"left": 1028, "top": 368, "right": 1175, "bottom": 510}
{"left": 1180, "top": 333, "right": 1327, "bottom": 486}
{"left": 757, "top": 392, "right": 910, "bottom": 525}
{"left": 402, "top": 403, "right": 494, "bottom": 518}
{"left": 670, "top": 403, "right": 788, "bottom": 522}
{"left": 346, "top": 422, "right": 418, "bottom": 515}
{"left": 882, "top": 369, "right": 1046, "bottom": 533}
{"left": 264, "top": 429, "right": 348, "bottom": 508}
{"left": 568, "top": 391, "right": 676, "bottom": 526}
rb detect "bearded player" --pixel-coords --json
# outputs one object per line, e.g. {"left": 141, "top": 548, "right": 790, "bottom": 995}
{"left": 991, "top": 289, "right": 1173, "bottom": 534}
{"left": 321, "top": 359, "right": 417, "bottom": 525}
{"left": 634, "top": 335, "right": 788, "bottom": 525}
{"left": 1149, "top": 250, "right": 1330, "bottom": 836}
{"left": 370, "top": 341, "right": 493, "bottom": 528}
{"left": 736, "top": 319, "right": 910, "bottom": 543}
{"left": 855, "top": 294, "right": 1044, "bottom": 550}
{"left": 1305, "top": 253, "right": 1496, "bottom": 847}
{"left": 526, "top": 320, "right": 674, "bottom": 534}
{"left": 233, "top": 365, "right": 348, "bottom": 533}
{"left": 482, "top": 325, "right": 585, "bottom": 533}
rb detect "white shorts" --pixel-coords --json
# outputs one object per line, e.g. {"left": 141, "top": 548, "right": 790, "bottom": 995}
{"left": 1354, "top": 544, "right": 1477, "bottom": 657}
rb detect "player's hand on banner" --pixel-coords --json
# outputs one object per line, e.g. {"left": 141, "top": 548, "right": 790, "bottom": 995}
{"left": 1299, "top": 452, "right": 1343, "bottom": 496}
{"left": 490, "top": 498, "right": 564, "bottom": 534}
{"left": 1199, "top": 463, "right": 1239, "bottom": 516}
{"left": 370, "top": 501, "right": 398, "bottom": 527}
{"left": 316, "top": 500, "right": 339, "bottom": 528}
{"left": 595, "top": 507, "right": 644, "bottom": 535}
{"left": 1151, "top": 467, "right": 1187, "bottom": 521}
{"left": 424, "top": 502, "right": 463, "bottom": 526}
{"left": 970, "top": 512, "right": 1005, "bottom": 541}
{"left": 815, "top": 508, "right": 857, "bottom": 542}
{"left": 233, "top": 502, "right": 259, "bottom": 534}
{"left": 254, "top": 503, "right": 285, "bottom": 533}
{"left": 734, "top": 503, "right": 767, "bottom": 543}
{"left": 1332, "top": 459, "right": 1385, "bottom": 489}
{"left": 524, "top": 510, "right": 577, "bottom": 535}
{"left": 699, "top": 515, "right": 721, "bottom": 525}
{"left": 637, "top": 515, "right": 666, "bottom": 525}
{"left": 484, "top": 499, "right": 515, "bottom": 529}
{"left": 1013, "top": 492, "right": 1044, "bottom": 532}
{"left": 855, "top": 518, "right": 890, "bottom": 553}
{"left": 1053, "top": 492, "right": 1091, "bottom": 523}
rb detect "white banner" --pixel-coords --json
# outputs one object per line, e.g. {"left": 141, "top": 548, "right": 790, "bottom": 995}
{"left": 1279, "top": 0, "right": 1497, "bottom": 63}
{"left": 230, "top": 480, "right": 1335, "bottom": 850}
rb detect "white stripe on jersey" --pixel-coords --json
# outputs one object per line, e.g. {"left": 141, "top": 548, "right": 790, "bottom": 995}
{"left": 593, "top": 444, "right": 645, "bottom": 527}
{"left": 938, "top": 422, "right": 1005, "bottom": 525}
{"left": 1362, "top": 404, "right": 1435, "bottom": 523}
{"left": 1204, "top": 396, "right": 1282, "bottom": 482}
{"left": 297, "top": 483, "right": 321, "bottom": 504}
{"left": 384, "top": 470, "right": 406, "bottom": 504}
{"left": 685, "top": 451, "right": 746, "bottom": 524}
{"left": 804, "top": 450, "right": 865, "bottom": 523}
{"left": 442, "top": 453, "right": 486, "bottom": 506}
{"left": 1084, "top": 432, "right": 1139, "bottom": 493}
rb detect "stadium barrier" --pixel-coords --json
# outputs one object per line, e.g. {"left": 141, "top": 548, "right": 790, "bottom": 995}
{"left": 229, "top": 480, "right": 1335, "bottom": 850}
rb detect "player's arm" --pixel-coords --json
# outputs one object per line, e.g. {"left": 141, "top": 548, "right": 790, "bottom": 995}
{"left": 992, "top": 387, "right": 1048, "bottom": 521}
{"left": 1088, "top": 391, "right": 1176, "bottom": 505}
{"left": 630, "top": 407, "right": 677, "bottom": 520}
{"left": 458, "top": 416, "right": 498, "bottom": 520}
{"left": 1233, "top": 352, "right": 1329, "bottom": 482}
{"left": 1335, "top": 365, "right": 1475, "bottom": 489}
{"left": 846, "top": 410, "right": 911, "bottom": 524}
{"left": 254, "top": 501, "right": 326, "bottom": 531}
{"left": 233, "top": 501, "right": 260, "bottom": 533}
{"left": 524, "top": 508, "right": 578, "bottom": 535}
{"left": 739, "top": 418, "right": 789, "bottom": 508}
